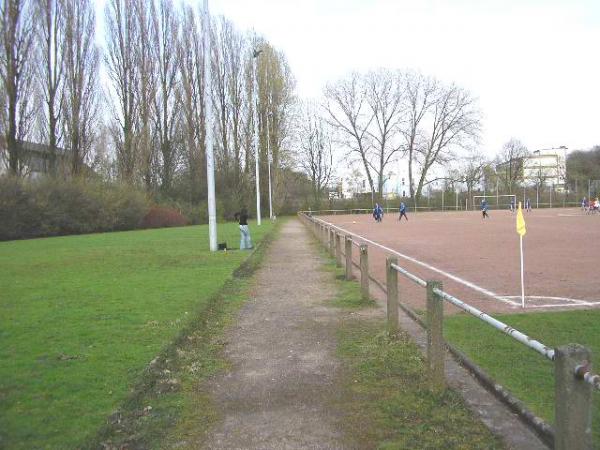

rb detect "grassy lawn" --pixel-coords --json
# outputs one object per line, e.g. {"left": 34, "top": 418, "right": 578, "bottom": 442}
{"left": 0, "top": 221, "right": 273, "bottom": 449}
{"left": 445, "top": 309, "right": 600, "bottom": 445}
{"left": 323, "top": 261, "right": 502, "bottom": 448}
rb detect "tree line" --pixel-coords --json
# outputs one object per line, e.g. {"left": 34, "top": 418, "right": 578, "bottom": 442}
{"left": 0, "top": 0, "right": 296, "bottom": 217}
{"left": 295, "top": 69, "right": 482, "bottom": 207}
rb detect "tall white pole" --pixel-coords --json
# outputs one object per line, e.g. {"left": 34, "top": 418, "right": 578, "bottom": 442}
{"left": 203, "top": 0, "right": 217, "bottom": 252}
{"left": 266, "top": 112, "right": 273, "bottom": 220}
{"left": 252, "top": 47, "right": 262, "bottom": 226}
{"left": 520, "top": 234, "right": 525, "bottom": 308}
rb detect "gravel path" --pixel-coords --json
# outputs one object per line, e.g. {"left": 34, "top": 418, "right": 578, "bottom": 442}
{"left": 202, "top": 219, "right": 350, "bottom": 449}
{"left": 202, "top": 218, "right": 548, "bottom": 450}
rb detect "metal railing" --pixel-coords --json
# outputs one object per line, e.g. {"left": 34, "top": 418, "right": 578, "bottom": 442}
{"left": 299, "top": 211, "right": 599, "bottom": 450}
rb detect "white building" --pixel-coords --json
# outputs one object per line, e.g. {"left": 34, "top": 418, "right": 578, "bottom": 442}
{"left": 522, "top": 146, "right": 567, "bottom": 189}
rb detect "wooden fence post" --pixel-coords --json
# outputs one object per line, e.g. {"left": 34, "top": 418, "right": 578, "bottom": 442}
{"left": 386, "top": 257, "right": 399, "bottom": 334}
{"left": 328, "top": 228, "right": 334, "bottom": 257}
{"left": 335, "top": 233, "right": 342, "bottom": 268}
{"left": 426, "top": 280, "right": 445, "bottom": 391}
{"left": 360, "top": 245, "right": 369, "bottom": 300}
{"left": 345, "top": 236, "right": 353, "bottom": 280}
{"left": 554, "top": 344, "right": 593, "bottom": 450}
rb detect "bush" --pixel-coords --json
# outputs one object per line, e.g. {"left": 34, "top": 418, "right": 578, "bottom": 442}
{"left": 140, "top": 206, "right": 189, "bottom": 228}
{"left": 0, "top": 177, "right": 150, "bottom": 241}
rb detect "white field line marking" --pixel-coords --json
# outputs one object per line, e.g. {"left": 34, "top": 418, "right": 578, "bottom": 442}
{"left": 320, "top": 220, "right": 521, "bottom": 307}
{"left": 529, "top": 302, "right": 600, "bottom": 309}
{"left": 501, "top": 295, "right": 594, "bottom": 305}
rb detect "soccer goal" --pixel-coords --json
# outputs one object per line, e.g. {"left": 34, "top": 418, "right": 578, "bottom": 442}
{"left": 472, "top": 194, "right": 517, "bottom": 210}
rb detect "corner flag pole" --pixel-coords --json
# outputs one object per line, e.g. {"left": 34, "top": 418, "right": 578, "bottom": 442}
{"left": 519, "top": 233, "right": 525, "bottom": 308}
{"left": 516, "top": 202, "right": 527, "bottom": 308}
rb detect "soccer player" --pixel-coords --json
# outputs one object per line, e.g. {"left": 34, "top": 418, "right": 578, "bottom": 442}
{"left": 373, "top": 203, "right": 383, "bottom": 222}
{"left": 398, "top": 202, "right": 408, "bottom": 221}
{"left": 509, "top": 197, "right": 515, "bottom": 213}
{"left": 525, "top": 198, "right": 532, "bottom": 212}
{"left": 481, "top": 199, "right": 489, "bottom": 219}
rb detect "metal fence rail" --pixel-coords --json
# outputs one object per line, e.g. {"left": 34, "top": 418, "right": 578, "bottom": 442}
{"left": 431, "top": 287, "right": 555, "bottom": 361}
{"left": 299, "top": 211, "right": 599, "bottom": 450}
{"left": 575, "top": 363, "right": 600, "bottom": 391}
{"left": 390, "top": 262, "right": 427, "bottom": 288}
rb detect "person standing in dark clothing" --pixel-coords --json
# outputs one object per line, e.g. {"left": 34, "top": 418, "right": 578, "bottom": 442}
{"left": 235, "top": 208, "right": 253, "bottom": 250}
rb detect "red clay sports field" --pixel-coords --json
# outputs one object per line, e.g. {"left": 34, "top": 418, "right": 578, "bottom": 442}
{"left": 319, "top": 208, "right": 600, "bottom": 315}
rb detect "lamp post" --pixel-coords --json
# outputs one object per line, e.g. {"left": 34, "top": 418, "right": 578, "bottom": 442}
{"left": 266, "top": 110, "right": 273, "bottom": 220}
{"left": 203, "top": 0, "right": 217, "bottom": 251}
{"left": 252, "top": 46, "right": 262, "bottom": 226}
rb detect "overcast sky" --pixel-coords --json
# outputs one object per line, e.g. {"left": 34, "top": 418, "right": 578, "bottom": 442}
{"left": 95, "top": 0, "right": 600, "bottom": 158}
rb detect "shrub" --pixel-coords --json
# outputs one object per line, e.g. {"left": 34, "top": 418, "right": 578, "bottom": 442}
{"left": 106, "top": 183, "right": 150, "bottom": 231}
{"left": 0, "top": 177, "right": 150, "bottom": 241}
{"left": 140, "top": 206, "right": 189, "bottom": 228}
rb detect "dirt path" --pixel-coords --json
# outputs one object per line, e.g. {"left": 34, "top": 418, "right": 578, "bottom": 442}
{"left": 202, "top": 219, "right": 349, "bottom": 449}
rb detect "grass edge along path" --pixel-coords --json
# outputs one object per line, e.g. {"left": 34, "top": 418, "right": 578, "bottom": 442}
{"left": 86, "top": 220, "right": 282, "bottom": 449}
{"left": 445, "top": 309, "right": 600, "bottom": 447}
{"left": 319, "top": 253, "right": 504, "bottom": 449}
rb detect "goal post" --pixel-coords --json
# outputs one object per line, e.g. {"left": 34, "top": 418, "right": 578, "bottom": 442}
{"left": 472, "top": 194, "right": 517, "bottom": 210}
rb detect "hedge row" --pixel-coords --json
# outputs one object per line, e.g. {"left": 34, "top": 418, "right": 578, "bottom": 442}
{"left": 0, "top": 177, "right": 189, "bottom": 241}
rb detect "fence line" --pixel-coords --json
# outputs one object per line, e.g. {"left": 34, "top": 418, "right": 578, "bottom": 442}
{"left": 299, "top": 211, "right": 598, "bottom": 450}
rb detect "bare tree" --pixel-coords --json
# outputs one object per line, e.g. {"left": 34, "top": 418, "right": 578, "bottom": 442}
{"left": 401, "top": 72, "right": 435, "bottom": 203}
{"left": 256, "top": 43, "right": 295, "bottom": 214}
{"left": 152, "top": 0, "right": 179, "bottom": 193}
{"left": 295, "top": 102, "right": 333, "bottom": 207}
{"left": 224, "top": 19, "right": 247, "bottom": 202}
{"left": 212, "top": 16, "right": 231, "bottom": 178}
{"left": 449, "top": 149, "right": 487, "bottom": 201}
{"left": 364, "top": 69, "right": 404, "bottom": 196}
{"left": 496, "top": 138, "right": 528, "bottom": 193}
{"left": 105, "top": 0, "right": 139, "bottom": 182}
{"left": 134, "top": 0, "right": 157, "bottom": 189}
{"left": 62, "top": 0, "right": 98, "bottom": 176}
{"left": 177, "top": 4, "right": 205, "bottom": 203}
{"left": 324, "top": 73, "right": 375, "bottom": 198}
{"left": 0, "top": 0, "right": 36, "bottom": 176}
{"left": 35, "top": 0, "right": 63, "bottom": 176}
{"left": 406, "top": 77, "right": 481, "bottom": 204}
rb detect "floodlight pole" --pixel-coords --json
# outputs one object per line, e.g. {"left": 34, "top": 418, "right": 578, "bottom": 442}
{"left": 267, "top": 110, "right": 273, "bottom": 220}
{"left": 203, "top": 0, "right": 217, "bottom": 251}
{"left": 252, "top": 46, "right": 262, "bottom": 226}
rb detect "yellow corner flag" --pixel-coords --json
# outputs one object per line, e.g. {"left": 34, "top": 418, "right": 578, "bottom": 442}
{"left": 516, "top": 202, "right": 527, "bottom": 236}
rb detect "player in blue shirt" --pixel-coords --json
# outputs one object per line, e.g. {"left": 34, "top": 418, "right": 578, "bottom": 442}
{"left": 481, "top": 199, "right": 489, "bottom": 219}
{"left": 398, "top": 202, "right": 408, "bottom": 221}
{"left": 373, "top": 203, "right": 383, "bottom": 222}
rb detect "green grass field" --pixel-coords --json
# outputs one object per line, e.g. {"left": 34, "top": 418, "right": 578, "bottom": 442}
{"left": 445, "top": 309, "right": 600, "bottom": 445}
{"left": 0, "top": 221, "right": 273, "bottom": 449}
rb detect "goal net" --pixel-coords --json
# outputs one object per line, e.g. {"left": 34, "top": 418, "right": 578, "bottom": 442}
{"left": 472, "top": 194, "right": 517, "bottom": 210}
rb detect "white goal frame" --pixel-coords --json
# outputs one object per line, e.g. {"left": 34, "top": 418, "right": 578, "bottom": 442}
{"left": 472, "top": 194, "right": 517, "bottom": 210}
